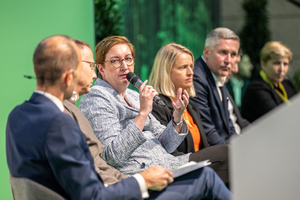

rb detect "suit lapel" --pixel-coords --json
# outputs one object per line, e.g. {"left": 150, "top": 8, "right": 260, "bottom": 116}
{"left": 200, "top": 58, "right": 230, "bottom": 132}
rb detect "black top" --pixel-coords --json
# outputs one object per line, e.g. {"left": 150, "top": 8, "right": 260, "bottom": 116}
{"left": 241, "top": 75, "right": 298, "bottom": 122}
{"left": 152, "top": 94, "right": 210, "bottom": 155}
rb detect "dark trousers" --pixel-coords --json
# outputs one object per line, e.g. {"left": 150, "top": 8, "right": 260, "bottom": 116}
{"left": 148, "top": 167, "right": 231, "bottom": 200}
{"left": 188, "top": 144, "right": 229, "bottom": 186}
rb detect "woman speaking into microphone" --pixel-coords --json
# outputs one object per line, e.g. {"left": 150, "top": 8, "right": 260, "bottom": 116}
{"left": 79, "top": 36, "right": 230, "bottom": 193}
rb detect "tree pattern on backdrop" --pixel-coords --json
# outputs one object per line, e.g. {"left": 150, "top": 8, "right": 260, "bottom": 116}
{"left": 118, "top": 0, "right": 218, "bottom": 80}
{"left": 239, "top": 0, "right": 271, "bottom": 79}
{"left": 95, "top": 0, "right": 123, "bottom": 44}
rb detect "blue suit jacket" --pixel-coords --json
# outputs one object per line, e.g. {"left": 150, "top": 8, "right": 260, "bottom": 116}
{"left": 190, "top": 57, "right": 237, "bottom": 145}
{"left": 6, "top": 92, "right": 142, "bottom": 200}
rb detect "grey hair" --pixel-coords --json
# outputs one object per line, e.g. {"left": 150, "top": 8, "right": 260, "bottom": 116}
{"left": 205, "top": 27, "right": 240, "bottom": 50}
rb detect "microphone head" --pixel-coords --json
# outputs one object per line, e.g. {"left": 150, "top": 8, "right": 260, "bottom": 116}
{"left": 126, "top": 72, "right": 139, "bottom": 84}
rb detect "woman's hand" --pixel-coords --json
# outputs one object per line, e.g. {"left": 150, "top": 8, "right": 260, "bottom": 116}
{"left": 139, "top": 80, "right": 158, "bottom": 116}
{"left": 134, "top": 80, "right": 158, "bottom": 131}
{"left": 172, "top": 88, "right": 189, "bottom": 129}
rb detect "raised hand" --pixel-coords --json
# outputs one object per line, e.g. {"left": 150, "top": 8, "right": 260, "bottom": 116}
{"left": 139, "top": 80, "right": 158, "bottom": 116}
{"left": 172, "top": 88, "right": 189, "bottom": 124}
{"left": 134, "top": 80, "right": 158, "bottom": 131}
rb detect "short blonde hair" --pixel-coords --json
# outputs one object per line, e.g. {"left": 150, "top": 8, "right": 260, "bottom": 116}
{"left": 95, "top": 36, "right": 135, "bottom": 78}
{"left": 149, "top": 43, "right": 196, "bottom": 98}
{"left": 260, "top": 41, "right": 292, "bottom": 63}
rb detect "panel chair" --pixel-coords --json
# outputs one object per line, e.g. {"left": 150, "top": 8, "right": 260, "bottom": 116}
{"left": 9, "top": 174, "right": 65, "bottom": 200}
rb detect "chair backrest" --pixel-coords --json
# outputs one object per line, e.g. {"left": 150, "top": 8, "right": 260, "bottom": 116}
{"left": 9, "top": 174, "right": 65, "bottom": 200}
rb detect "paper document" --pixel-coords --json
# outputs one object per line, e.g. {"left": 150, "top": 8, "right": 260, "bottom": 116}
{"left": 172, "top": 160, "right": 211, "bottom": 178}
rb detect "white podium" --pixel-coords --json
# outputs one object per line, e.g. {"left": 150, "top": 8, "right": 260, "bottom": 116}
{"left": 230, "top": 93, "right": 300, "bottom": 200}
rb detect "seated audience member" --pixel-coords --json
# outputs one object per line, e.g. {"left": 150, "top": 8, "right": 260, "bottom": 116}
{"left": 226, "top": 50, "right": 253, "bottom": 110}
{"left": 79, "top": 36, "right": 231, "bottom": 194}
{"left": 149, "top": 43, "right": 229, "bottom": 184}
{"left": 6, "top": 35, "right": 231, "bottom": 200}
{"left": 190, "top": 28, "right": 239, "bottom": 145}
{"left": 225, "top": 49, "right": 250, "bottom": 134}
{"left": 63, "top": 39, "right": 127, "bottom": 185}
{"left": 241, "top": 41, "right": 297, "bottom": 122}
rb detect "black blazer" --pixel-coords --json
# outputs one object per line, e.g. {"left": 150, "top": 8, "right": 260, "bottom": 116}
{"left": 152, "top": 94, "right": 210, "bottom": 155}
{"left": 241, "top": 75, "right": 298, "bottom": 122}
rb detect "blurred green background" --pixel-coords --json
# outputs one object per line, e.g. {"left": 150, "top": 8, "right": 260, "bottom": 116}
{"left": 0, "top": 1, "right": 95, "bottom": 199}
{"left": 95, "top": 0, "right": 219, "bottom": 80}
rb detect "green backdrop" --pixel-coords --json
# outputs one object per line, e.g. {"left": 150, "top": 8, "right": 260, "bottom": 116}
{"left": 0, "top": 1, "right": 95, "bottom": 199}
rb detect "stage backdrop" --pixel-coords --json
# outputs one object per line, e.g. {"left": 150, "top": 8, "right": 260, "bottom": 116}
{"left": 0, "top": 1, "right": 95, "bottom": 198}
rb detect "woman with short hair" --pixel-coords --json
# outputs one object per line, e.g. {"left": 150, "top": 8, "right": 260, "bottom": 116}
{"left": 241, "top": 41, "right": 297, "bottom": 122}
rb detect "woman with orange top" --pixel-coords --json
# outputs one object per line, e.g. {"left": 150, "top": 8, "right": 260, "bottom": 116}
{"left": 150, "top": 43, "right": 229, "bottom": 185}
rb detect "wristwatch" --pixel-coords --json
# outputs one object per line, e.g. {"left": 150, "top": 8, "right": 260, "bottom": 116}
{"left": 172, "top": 118, "right": 183, "bottom": 126}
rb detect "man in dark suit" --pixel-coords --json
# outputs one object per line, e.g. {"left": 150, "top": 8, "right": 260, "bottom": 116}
{"left": 64, "top": 39, "right": 128, "bottom": 186}
{"left": 190, "top": 27, "right": 239, "bottom": 145}
{"left": 6, "top": 35, "right": 230, "bottom": 200}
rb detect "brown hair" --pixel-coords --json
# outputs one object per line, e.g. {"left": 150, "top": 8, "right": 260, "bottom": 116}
{"left": 33, "top": 35, "right": 79, "bottom": 86}
{"left": 95, "top": 36, "right": 135, "bottom": 78}
{"left": 72, "top": 39, "right": 92, "bottom": 51}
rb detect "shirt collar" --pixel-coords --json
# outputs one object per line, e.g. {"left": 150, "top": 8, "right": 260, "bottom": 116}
{"left": 202, "top": 55, "right": 226, "bottom": 87}
{"left": 230, "top": 76, "right": 244, "bottom": 87}
{"left": 34, "top": 90, "right": 64, "bottom": 112}
{"left": 70, "top": 91, "right": 78, "bottom": 102}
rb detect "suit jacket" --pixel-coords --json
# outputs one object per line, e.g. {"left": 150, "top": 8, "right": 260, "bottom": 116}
{"left": 79, "top": 78, "right": 190, "bottom": 176}
{"left": 152, "top": 94, "right": 209, "bottom": 155}
{"left": 227, "top": 91, "right": 250, "bottom": 130}
{"left": 242, "top": 75, "right": 298, "bottom": 122}
{"left": 190, "top": 56, "right": 237, "bottom": 145}
{"left": 63, "top": 99, "right": 127, "bottom": 185}
{"left": 6, "top": 92, "right": 142, "bottom": 200}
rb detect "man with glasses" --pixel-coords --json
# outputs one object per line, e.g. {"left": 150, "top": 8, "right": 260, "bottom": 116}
{"left": 63, "top": 39, "right": 128, "bottom": 185}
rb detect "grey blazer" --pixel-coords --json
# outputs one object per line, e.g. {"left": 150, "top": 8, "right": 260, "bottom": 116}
{"left": 79, "top": 78, "right": 190, "bottom": 176}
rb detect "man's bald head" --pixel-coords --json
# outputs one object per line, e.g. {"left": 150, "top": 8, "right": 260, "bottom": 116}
{"left": 33, "top": 35, "right": 80, "bottom": 86}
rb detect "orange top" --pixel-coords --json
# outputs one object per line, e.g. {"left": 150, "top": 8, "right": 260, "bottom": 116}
{"left": 184, "top": 109, "right": 201, "bottom": 152}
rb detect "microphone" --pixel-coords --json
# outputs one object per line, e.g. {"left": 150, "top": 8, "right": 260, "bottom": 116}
{"left": 126, "top": 72, "right": 165, "bottom": 106}
{"left": 24, "top": 75, "right": 36, "bottom": 79}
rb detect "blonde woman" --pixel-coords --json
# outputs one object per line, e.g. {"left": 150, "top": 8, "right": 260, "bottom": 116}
{"left": 241, "top": 41, "right": 297, "bottom": 122}
{"left": 149, "top": 43, "right": 229, "bottom": 186}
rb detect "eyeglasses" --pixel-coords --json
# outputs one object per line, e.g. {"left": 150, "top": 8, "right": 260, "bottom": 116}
{"left": 82, "top": 60, "right": 97, "bottom": 71}
{"left": 103, "top": 56, "right": 135, "bottom": 68}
